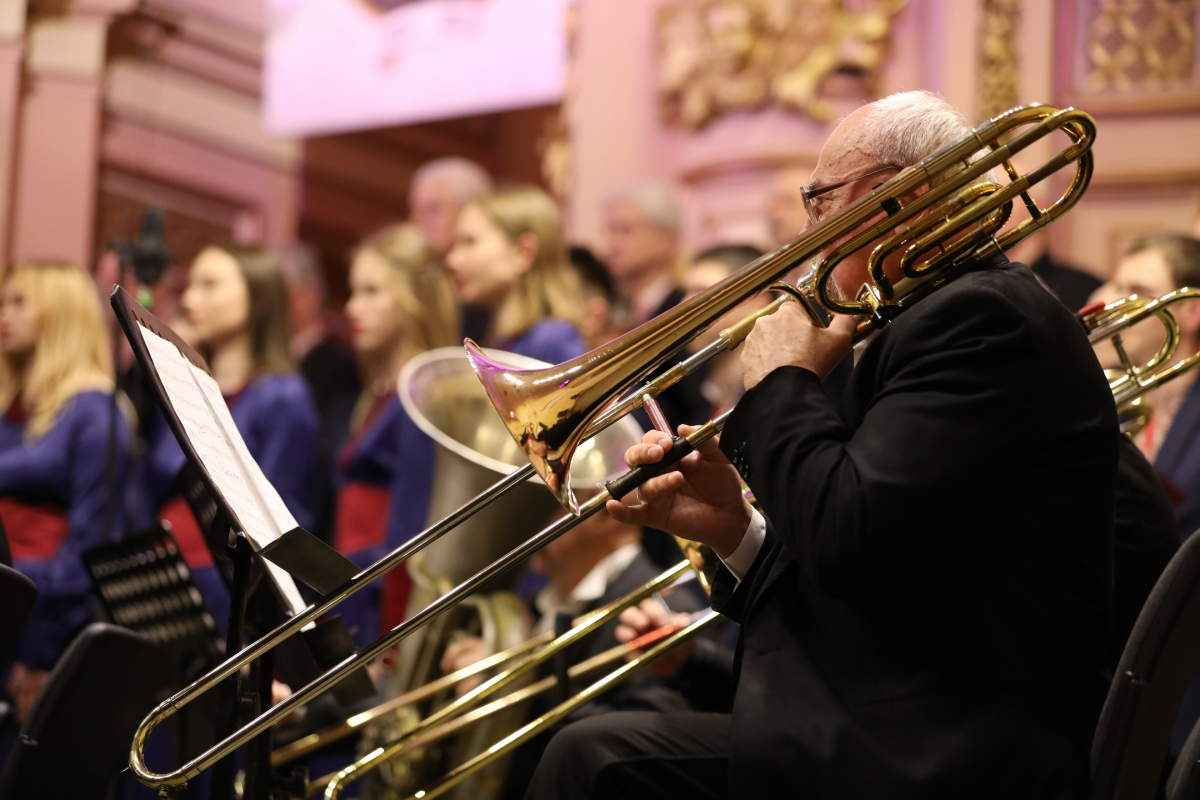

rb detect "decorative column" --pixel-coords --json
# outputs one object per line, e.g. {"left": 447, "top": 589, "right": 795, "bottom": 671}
{"left": 0, "top": 0, "right": 25, "bottom": 263}
{"left": 9, "top": 0, "right": 135, "bottom": 268}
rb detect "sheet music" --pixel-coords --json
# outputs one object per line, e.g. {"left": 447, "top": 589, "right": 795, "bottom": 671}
{"left": 140, "top": 326, "right": 307, "bottom": 615}
{"left": 189, "top": 364, "right": 300, "bottom": 540}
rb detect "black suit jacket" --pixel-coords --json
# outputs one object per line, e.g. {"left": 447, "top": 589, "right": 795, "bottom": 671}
{"left": 713, "top": 258, "right": 1119, "bottom": 799}
{"left": 1112, "top": 435, "right": 1178, "bottom": 667}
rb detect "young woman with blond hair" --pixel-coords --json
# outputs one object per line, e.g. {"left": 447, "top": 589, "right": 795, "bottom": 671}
{"left": 335, "top": 223, "right": 458, "bottom": 643}
{"left": 0, "top": 263, "right": 131, "bottom": 723}
{"left": 141, "top": 245, "right": 320, "bottom": 625}
{"left": 447, "top": 185, "right": 587, "bottom": 363}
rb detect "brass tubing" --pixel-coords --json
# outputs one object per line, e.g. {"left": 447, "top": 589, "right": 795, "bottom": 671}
{"left": 307, "top": 560, "right": 693, "bottom": 795}
{"left": 132, "top": 414, "right": 728, "bottom": 794}
{"left": 309, "top": 617, "right": 693, "bottom": 796}
{"left": 1085, "top": 288, "right": 1200, "bottom": 408}
{"left": 389, "top": 612, "right": 721, "bottom": 800}
{"left": 271, "top": 633, "right": 552, "bottom": 766}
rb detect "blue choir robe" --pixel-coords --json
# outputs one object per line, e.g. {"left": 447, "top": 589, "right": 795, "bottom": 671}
{"left": 335, "top": 393, "right": 439, "bottom": 646}
{"left": 492, "top": 318, "right": 587, "bottom": 366}
{"left": 140, "top": 373, "right": 320, "bottom": 627}
{"left": 0, "top": 391, "right": 130, "bottom": 669}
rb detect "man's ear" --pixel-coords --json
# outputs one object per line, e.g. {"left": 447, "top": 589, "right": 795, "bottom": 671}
{"left": 515, "top": 233, "right": 540, "bottom": 274}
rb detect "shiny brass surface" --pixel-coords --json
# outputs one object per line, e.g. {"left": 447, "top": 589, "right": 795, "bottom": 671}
{"left": 395, "top": 611, "right": 722, "bottom": 800}
{"left": 1085, "top": 289, "right": 1200, "bottom": 436}
{"left": 271, "top": 633, "right": 552, "bottom": 766}
{"left": 316, "top": 560, "right": 698, "bottom": 798}
{"left": 1084, "top": 290, "right": 1200, "bottom": 408}
{"left": 465, "top": 103, "right": 1096, "bottom": 511}
{"left": 312, "top": 615, "right": 696, "bottom": 797}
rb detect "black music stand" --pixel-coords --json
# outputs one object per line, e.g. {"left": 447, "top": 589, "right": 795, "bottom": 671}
{"left": 110, "top": 287, "right": 373, "bottom": 800}
{"left": 0, "top": 623, "right": 171, "bottom": 800}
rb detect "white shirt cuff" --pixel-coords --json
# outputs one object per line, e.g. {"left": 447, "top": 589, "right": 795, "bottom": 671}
{"left": 719, "top": 509, "right": 766, "bottom": 582}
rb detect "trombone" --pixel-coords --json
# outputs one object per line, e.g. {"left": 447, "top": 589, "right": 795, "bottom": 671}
{"left": 314, "top": 556, "right": 713, "bottom": 798}
{"left": 267, "top": 558, "right": 701, "bottom": 767}
{"left": 130, "top": 102, "right": 1096, "bottom": 796}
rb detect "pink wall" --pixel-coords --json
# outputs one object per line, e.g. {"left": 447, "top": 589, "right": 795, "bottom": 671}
{"left": 566, "top": 0, "right": 1200, "bottom": 279}
{"left": 1, "top": 0, "right": 298, "bottom": 274}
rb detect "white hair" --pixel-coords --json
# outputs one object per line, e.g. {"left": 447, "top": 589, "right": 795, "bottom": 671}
{"left": 411, "top": 157, "right": 494, "bottom": 204}
{"left": 849, "top": 91, "right": 988, "bottom": 185}
{"left": 603, "top": 181, "right": 682, "bottom": 234}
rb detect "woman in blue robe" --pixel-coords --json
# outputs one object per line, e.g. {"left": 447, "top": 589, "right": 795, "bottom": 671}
{"left": 0, "top": 263, "right": 130, "bottom": 724}
{"left": 333, "top": 224, "right": 458, "bottom": 646}
{"left": 445, "top": 186, "right": 590, "bottom": 599}
{"left": 140, "top": 246, "right": 319, "bottom": 627}
{"left": 446, "top": 186, "right": 587, "bottom": 365}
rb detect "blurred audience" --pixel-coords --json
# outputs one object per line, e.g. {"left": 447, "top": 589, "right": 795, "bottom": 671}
{"left": 603, "top": 182, "right": 709, "bottom": 429}
{"left": 409, "top": 157, "right": 494, "bottom": 259}
{"left": 279, "top": 243, "right": 360, "bottom": 544}
{"left": 335, "top": 224, "right": 459, "bottom": 644}
{"left": 0, "top": 264, "right": 130, "bottom": 725}
{"left": 568, "top": 245, "right": 629, "bottom": 349}
{"left": 682, "top": 244, "right": 768, "bottom": 416}
{"left": 1092, "top": 234, "right": 1200, "bottom": 535}
{"left": 139, "top": 246, "right": 320, "bottom": 625}
{"left": 447, "top": 186, "right": 587, "bottom": 364}
{"left": 408, "top": 157, "right": 495, "bottom": 343}
{"left": 766, "top": 166, "right": 812, "bottom": 248}
{"left": 603, "top": 182, "right": 685, "bottom": 327}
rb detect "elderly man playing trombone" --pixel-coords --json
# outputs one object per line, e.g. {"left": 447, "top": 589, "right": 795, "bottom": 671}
{"left": 524, "top": 91, "right": 1119, "bottom": 799}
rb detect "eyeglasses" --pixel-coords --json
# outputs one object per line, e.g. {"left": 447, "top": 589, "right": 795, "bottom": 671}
{"left": 800, "top": 165, "right": 901, "bottom": 226}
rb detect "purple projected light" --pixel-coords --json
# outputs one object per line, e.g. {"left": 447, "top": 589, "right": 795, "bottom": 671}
{"left": 265, "top": 0, "right": 570, "bottom": 137}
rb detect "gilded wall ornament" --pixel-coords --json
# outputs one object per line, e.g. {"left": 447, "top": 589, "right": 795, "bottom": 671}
{"left": 656, "top": 0, "right": 908, "bottom": 130}
{"left": 1086, "top": 0, "right": 1195, "bottom": 93}
{"left": 979, "top": 0, "right": 1022, "bottom": 122}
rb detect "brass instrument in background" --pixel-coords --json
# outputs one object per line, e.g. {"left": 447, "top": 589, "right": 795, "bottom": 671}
{"left": 1084, "top": 289, "right": 1200, "bottom": 436}
{"left": 129, "top": 103, "right": 1096, "bottom": 798}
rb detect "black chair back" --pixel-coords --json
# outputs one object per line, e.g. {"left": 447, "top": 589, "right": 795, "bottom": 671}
{"left": 0, "top": 565, "right": 35, "bottom": 668}
{"left": 1168, "top": 716, "right": 1200, "bottom": 800}
{"left": 0, "top": 623, "right": 170, "bottom": 800}
{"left": 1092, "top": 529, "right": 1200, "bottom": 799}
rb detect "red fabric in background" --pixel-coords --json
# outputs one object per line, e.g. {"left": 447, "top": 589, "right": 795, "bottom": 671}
{"left": 333, "top": 483, "right": 390, "bottom": 555}
{"left": 380, "top": 565, "right": 412, "bottom": 633}
{"left": 0, "top": 497, "right": 68, "bottom": 560}
{"left": 160, "top": 496, "right": 213, "bottom": 567}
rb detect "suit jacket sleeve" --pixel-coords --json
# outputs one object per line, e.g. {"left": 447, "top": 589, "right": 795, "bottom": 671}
{"left": 719, "top": 285, "right": 1044, "bottom": 596}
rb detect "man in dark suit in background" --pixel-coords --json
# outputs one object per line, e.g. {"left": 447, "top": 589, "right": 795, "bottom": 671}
{"left": 525, "top": 91, "right": 1119, "bottom": 799}
{"left": 279, "top": 243, "right": 360, "bottom": 544}
{"left": 602, "top": 182, "right": 709, "bottom": 429}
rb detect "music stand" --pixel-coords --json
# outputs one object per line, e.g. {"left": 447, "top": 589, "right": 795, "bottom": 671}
{"left": 109, "top": 286, "right": 373, "bottom": 800}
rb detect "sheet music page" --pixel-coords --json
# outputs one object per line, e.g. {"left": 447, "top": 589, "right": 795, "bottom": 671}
{"left": 188, "top": 364, "right": 300, "bottom": 540}
{"left": 141, "top": 326, "right": 307, "bottom": 615}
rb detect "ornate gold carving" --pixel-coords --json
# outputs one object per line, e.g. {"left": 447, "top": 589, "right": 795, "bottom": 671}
{"left": 656, "top": 0, "right": 908, "bottom": 130}
{"left": 979, "top": 0, "right": 1022, "bottom": 122}
{"left": 1085, "top": 0, "right": 1196, "bottom": 93}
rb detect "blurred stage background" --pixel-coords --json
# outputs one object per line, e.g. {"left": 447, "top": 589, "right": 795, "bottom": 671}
{"left": 1, "top": 0, "right": 1198, "bottom": 299}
